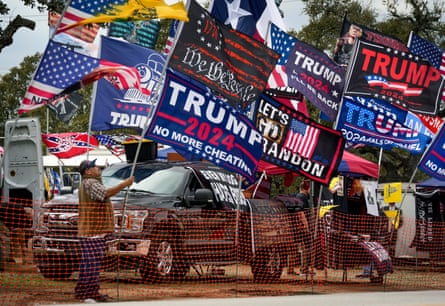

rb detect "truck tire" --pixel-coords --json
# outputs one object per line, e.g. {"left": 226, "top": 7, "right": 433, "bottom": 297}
{"left": 38, "top": 265, "right": 73, "bottom": 280}
{"left": 140, "top": 231, "right": 188, "bottom": 283}
{"left": 251, "top": 246, "right": 283, "bottom": 282}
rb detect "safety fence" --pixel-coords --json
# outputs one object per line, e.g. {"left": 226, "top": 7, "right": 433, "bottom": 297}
{"left": 0, "top": 198, "right": 444, "bottom": 305}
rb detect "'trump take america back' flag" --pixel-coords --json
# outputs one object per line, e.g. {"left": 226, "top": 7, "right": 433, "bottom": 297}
{"left": 285, "top": 38, "right": 345, "bottom": 121}
{"left": 146, "top": 69, "right": 263, "bottom": 182}
{"left": 344, "top": 40, "right": 445, "bottom": 116}
{"left": 254, "top": 93, "right": 345, "bottom": 184}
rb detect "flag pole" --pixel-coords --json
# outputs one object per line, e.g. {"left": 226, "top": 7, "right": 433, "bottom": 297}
{"left": 121, "top": 1, "right": 190, "bottom": 203}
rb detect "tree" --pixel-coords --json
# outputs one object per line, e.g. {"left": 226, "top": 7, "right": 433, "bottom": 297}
{"left": 0, "top": 0, "right": 64, "bottom": 53}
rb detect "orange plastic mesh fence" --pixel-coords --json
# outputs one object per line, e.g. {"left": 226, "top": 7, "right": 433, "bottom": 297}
{"left": 0, "top": 197, "right": 445, "bottom": 305}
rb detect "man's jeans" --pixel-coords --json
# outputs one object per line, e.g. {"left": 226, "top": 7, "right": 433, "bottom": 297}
{"left": 74, "top": 237, "right": 106, "bottom": 299}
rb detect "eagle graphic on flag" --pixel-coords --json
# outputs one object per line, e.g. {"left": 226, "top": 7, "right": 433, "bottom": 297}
{"left": 42, "top": 133, "right": 99, "bottom": 159}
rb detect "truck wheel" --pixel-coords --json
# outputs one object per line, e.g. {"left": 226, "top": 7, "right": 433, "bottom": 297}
{"left": 38, "top": 266, "right": 73, "bottom": 280}
{"left": 251, "top": 246, "right": 283, "bottom": 282}
{"left": 140, "top": 232, "right": 188, "bottom": 283}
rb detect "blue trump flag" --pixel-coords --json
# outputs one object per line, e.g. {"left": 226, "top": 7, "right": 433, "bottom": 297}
{"left": 91, "top": 36, "right": 165, "bottom": 131}
{"left": 419, "top": 125, "right": 445, "bottom": 180}
{"left": 146, "top": 69, "right": 263, "bottom": 182}
{"left": 336, "top": 96, "right": 431, "bottom": 154}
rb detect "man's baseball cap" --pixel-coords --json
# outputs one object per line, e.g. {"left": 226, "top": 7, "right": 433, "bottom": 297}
{"left": 79, "top": 159, "right": 97, "bottom": 175}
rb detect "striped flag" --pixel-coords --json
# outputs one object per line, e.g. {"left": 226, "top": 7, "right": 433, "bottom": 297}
{"left": 42, "top": 133, "right": 99, "bottom": 159}
{"left": 408, "top": 32, "right": 445, "bottom": 101}
{"left": 49, "top": 10, "right": 99, "bottom": 43}
{"left": 284, "top": 119, "right": 320, "bottom": 158}
{"left": 266, "top": 23, "right": 296, "bottom": 88}
{"left": 20, "top": 40, "right": 142, "bottom": 114}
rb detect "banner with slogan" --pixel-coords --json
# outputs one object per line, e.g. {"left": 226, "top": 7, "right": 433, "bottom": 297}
{"left": 91, "top": 36, "right": 165, "bottom": 131}
{"left": 335, "top": 96, "right": 431, "bottom": 154}
{"left": 194, "top": 165, "right": 250, "bottom": 210}
{"left": 254, "top": 93, "right": 345, "bottom": 184}
{"left": 169, "top": 0, "right": 279, "bottom": 111}
{"left": 418, "top": 125, "right": 445, "bottom": 180}
{"left": 286, "top": 39, "right": 345, "bottom": 121}
{"left": 411, "top": 190, "right": 439, "bottom": 251}
{"left": 146, "top": 70, "right": 263, "bottom": 182}
{"left": 344, "top": 40, "right": 445, "bottom": 116}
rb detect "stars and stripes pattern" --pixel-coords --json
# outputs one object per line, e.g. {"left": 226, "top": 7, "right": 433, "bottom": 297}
{"left": 94, "top": 134, "right": 141, "bottom": 156}
{"left": 20, "top": 40, "right": 142, "bottom": 114}
{"left": 267, "top": 22, "right": 296, "bottom": 88}
{"left": 408, "top": 32, "right": 445, "bottom": 101}
{"left": 284, "top": 119, "right": 320, "bottom": 158}
{"left": 56, "top": 0, "right": 126, "bottom": 35}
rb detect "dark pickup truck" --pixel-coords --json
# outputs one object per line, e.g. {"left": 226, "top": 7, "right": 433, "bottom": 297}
{"left": 32, "top": 160, "right": 293, "bottom": 282}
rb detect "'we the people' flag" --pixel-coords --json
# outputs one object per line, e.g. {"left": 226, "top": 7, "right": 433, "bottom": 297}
{"left": 146, "top": 69, "right": 263, "bottom": 182}
{"left": 255, "top": 93, "right": 344, "bottom": 184}
{"left": 169, "top": 0, "right": 279, "bottom": 111}
{"left": 344, "top": 40, "right": 445, "bottom": 116}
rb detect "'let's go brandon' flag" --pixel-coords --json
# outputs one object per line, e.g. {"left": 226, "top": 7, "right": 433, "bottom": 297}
{"left": 169, "top": 0, "right": 279, "bottom": 111}
{"left": 254, "top": 93, "right": 344, "bottom": 184}
{"left": 344, "top": 40, "right": 445, "bottom": 116}
{"left": 146, "top": 69, "right": 263, "bottom": 182}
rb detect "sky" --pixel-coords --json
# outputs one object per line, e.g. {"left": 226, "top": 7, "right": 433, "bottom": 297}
{"left": 0, "top": 0, "right": 389, "bottom": 76}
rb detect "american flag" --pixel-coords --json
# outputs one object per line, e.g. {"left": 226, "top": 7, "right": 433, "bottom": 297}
{"left": 284, "top": 119, "right": 320, "bottom": 158}
{"left": 408, "top": 32, "right": 445, "bottom": 101}
{"left": 94, "top": 134, "right": 134, "bottom": 156}
{"left": 56, "top": 0, "right": 126, "bottom": 35}
{"left": 49, "top": 10, "right": 99, "bottom": 43}
{"left": 163, "top": 20, "right": 179, "bottom": 56}
{"left": 267, "top": 23, "right": 296, "bottom": 88}
{"left": 42, "top": 133, "right": 99, "bottom": 159}
{"left": 209, "top": 0, "right": 286, "bottom": 89}
{"left": 20, "top": 40, "right": 142, "bottom": 114}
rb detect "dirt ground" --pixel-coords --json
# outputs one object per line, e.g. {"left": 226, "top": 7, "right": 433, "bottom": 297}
{"left": 1, "top": 263, "right": 444, "bottom": 306}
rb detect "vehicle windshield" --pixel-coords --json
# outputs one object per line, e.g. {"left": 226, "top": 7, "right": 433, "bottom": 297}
{"left": 130, "top": 167, "right": 188, "bottom": 195}
{"left": 102, "top": 163, "right": 169, "bottom": 194}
